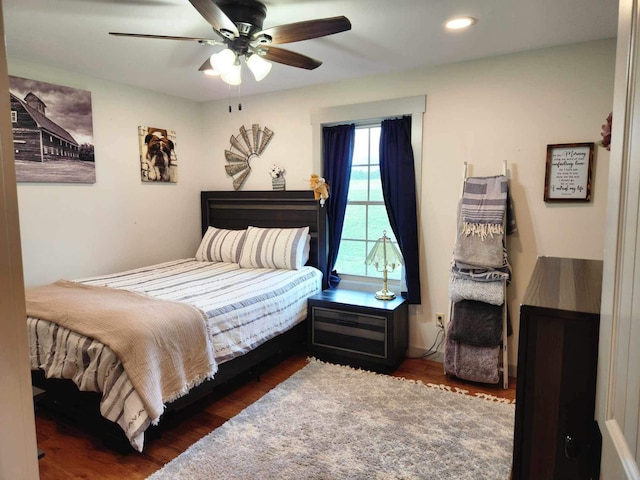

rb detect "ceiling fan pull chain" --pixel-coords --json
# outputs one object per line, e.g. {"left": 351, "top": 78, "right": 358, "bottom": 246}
{"left": 228, "top": 84, "right": 232, "bottom": 113}
{"left": 238, "top": 85, "right": 242, "bottom": 111}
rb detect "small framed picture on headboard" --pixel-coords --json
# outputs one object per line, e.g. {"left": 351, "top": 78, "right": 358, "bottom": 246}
{"left": 544, "top": 142, "right": 594, "bottom": 202}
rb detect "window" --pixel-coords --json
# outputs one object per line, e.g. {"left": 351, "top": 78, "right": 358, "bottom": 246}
{"left": 335, "top": 124, "right": 400, "bottom": 280}
{"left": 311, "top": 95, "right": 425, "bottom": 290}
{"left": 10, "top": 111, "right": 16, "bottom": 123}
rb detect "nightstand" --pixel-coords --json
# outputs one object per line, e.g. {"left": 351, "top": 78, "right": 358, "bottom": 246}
{"left": 308, "top": 289, "right": 408, "bottom": 373}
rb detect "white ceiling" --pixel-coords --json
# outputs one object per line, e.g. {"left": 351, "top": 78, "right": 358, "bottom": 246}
{"left": 2, "top": 0, "right": 619, "bottom": 103}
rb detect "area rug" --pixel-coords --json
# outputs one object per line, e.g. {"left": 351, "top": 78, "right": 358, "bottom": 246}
{"left": 147, "top": 359, "right": 515, "bottom": 480}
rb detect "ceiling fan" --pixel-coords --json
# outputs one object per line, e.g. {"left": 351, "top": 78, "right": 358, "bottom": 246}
{"left": 109, "top": 0, "right": 352, "bottom": 85}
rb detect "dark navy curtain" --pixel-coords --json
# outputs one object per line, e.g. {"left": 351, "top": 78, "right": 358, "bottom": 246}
{"left": 379, "top": 116, "right": 422, "bottom": 304}
{"left": 322, "top": 124, "right": 355, "bottom": 288}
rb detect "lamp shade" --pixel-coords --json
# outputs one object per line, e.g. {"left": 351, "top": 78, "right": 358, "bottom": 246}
{"left": 210, "top": 48, "right": 237, "bottom": 75}
{"left": 220, "top": 62, "right": 242, "bottom": 85}
{"left": 246, "top": 53, "right": 272, "bottom": 81}
{"left": 198, "top": 58, "right": 220, "bottom": 76}
{"left": 203, "top": 69, "right": 220, "bottom": 76}
{"left": 365, "top": 232, "right": 403, "bottom": 300}
{"left": 365, "top": 232, "right": 403, "bottom": 271}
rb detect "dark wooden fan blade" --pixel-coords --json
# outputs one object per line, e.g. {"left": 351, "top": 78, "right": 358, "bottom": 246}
{"left": 109, "top": 32, "right": 219, "bottom": 44}
{"left": 188, "top": 0, "right": 238, "bottom": 37}
{"left": 255, "top": 16, "right": 351, "bottom": 44}
{"left": 199, "top": 58, "right": 213, "bottom": 71}
{"left": 260, "top": 46, "right": 322, "bottom": 70}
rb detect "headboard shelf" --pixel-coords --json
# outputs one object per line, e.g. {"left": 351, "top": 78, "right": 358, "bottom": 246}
{"left": 201, "top": 190, "right": 328, "bottom": 288}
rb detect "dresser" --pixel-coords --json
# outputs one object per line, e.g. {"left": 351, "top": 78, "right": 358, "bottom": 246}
{"left": 512, "top": 256, "right": 603, "bottom": 479}
{"left": 308, "top": 289, "right": 408, "bottom": 373}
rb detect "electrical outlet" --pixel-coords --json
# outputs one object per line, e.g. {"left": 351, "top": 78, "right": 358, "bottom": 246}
{"left": 435, "top": 312, "right": 445, "bottom": 329}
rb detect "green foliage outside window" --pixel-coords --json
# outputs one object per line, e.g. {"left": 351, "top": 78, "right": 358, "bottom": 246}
{"left": 335, "top": 126, "right": 402, "bottom": 280}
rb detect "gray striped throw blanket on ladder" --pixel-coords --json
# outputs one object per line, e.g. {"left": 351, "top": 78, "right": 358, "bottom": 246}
{"left": 460, "top": 175, "right": 508, "bottom": 239}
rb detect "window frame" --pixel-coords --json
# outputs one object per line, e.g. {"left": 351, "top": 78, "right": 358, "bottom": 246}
{"left": 311, "top": 96, "right": 425, "bottom": 291}
{"left": 336, "top": 123, "right": 402, "bottom": 280}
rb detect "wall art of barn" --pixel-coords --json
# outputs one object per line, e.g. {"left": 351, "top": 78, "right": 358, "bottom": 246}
{"left": 9, "top": 75, "right": 95, "bottom": 183}
{"left": 10, "top": 92, "right": 80, "bottom": 162}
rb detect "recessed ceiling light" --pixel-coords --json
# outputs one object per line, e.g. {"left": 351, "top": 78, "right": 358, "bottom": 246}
{"left": 445, "top": 16, "right": 477, "bottom": 31}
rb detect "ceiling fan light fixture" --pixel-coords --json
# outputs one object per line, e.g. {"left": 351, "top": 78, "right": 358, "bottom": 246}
{"left": 210, "top": 48, "right": 238, "bottom": 74}
{"left": 198, "top": 58, "right": 220, "bottom": 76}
{"left": 444, "top": 16, "right": 477, "bottom": 31}
{"left": 111, "top": 2, "right": 352, "bottom": 85}
{"left": 221, "top": 62, "right": 242, "bottom": 85}
{"left": 246, "top": 53, "right": 272, "bottom": 81}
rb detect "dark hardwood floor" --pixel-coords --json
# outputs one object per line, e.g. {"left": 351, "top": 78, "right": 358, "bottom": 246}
{"left": 34, "top": 353, "right": 516, "bottom": 479}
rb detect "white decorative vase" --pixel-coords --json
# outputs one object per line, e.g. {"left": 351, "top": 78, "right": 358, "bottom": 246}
{"left": 272, "top": 177, "right": 286, "bottom": 191}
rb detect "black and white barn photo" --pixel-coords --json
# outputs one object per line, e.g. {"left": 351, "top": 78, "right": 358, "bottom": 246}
{"left": 9, "top": 75, "right": 95, "bottom": 183}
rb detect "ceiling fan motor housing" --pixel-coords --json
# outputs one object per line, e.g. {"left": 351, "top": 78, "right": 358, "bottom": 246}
{"left": 216, "top": 0, "right": 267, "bottom": 33}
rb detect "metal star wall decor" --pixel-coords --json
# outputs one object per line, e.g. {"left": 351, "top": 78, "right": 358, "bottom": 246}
{"left": 225, "top": 124, "right": 274, "bottom": 190}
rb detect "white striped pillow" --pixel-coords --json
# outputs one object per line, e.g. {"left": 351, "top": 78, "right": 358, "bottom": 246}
{"left": 238, "top": 226, "right": 310, "bottom": 270}
{"left": 195, "top": 227, "right": 246, "bottom": 263}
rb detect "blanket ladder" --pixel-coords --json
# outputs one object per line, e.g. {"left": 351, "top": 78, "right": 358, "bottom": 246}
{"left": 446, "top": 160, "right": 510, "bottom": 389}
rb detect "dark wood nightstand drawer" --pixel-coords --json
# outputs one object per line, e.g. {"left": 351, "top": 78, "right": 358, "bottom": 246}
{"left": 307, "top": 289, "right": 408, "bottom": 372}
{"left": 311, "top": 307, "right": 387, "bottom": 358}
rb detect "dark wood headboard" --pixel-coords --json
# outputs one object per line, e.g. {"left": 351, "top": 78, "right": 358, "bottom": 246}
{"left": 201, "top": 190, "right": 328, "bottom": 288}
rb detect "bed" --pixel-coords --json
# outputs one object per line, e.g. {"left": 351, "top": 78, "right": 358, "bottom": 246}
{"left": 28, "top": 190, "right": 328, "bottom": 452}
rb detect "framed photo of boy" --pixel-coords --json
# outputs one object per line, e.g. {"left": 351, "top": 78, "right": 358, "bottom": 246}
{"left": 544, "top": 142, "right": 594, "bottom": 202}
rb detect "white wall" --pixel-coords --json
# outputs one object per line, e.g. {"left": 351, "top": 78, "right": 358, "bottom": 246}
{"left": 10, "top": 39, "right": 615, "bottom": 369}
{"left": 201, "top": 39, "right": 616, "bottom": 368}
{"left": 8, "top": 59, "right": 208, "bottom": 288}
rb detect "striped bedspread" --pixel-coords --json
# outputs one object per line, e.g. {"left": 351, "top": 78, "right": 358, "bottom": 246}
{"left": 28, "top": 259, "right": 322, "bottom": 452}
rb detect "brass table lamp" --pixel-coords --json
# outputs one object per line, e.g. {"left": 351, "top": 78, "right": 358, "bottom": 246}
{"left": 365, "top": 231, "right": 404, "bottom": 300}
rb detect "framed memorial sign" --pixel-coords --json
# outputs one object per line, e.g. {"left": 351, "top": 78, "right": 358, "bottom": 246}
{"left": 544, "top": 142, "right": 594, "bottom": 202}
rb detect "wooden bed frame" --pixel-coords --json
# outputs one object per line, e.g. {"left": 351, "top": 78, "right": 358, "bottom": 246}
{"left": 31, "top": 190, "right": 327, "bottom": 452}
{"left": 200, "top": 190, "right": 327, "bottom": 287}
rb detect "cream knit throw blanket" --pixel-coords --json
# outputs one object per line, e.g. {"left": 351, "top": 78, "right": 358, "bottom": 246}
{"left": 26, "top": 280, "right": 217, "bottom": 423}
